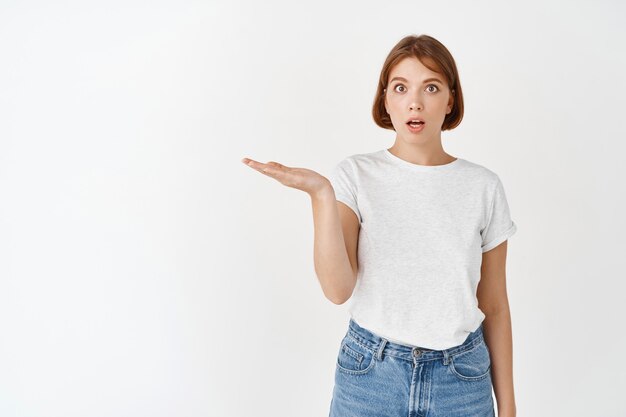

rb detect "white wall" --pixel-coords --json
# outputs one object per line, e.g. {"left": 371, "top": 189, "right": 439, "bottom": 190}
{"left": 1, "top": 0, "right": 624, "bottom": 416}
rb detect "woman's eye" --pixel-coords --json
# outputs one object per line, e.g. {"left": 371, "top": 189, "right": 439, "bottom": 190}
{"left": 393, "top": 84, "right": 439, "bottom": 93}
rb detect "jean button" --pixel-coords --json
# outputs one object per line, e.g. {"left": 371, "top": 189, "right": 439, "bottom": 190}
{"left": 412, "top": 348, "right": 421, "bottom": 357}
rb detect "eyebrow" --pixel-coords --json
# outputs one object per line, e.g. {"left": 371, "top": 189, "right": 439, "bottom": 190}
{"left": 389, "top": 76, "right": 444, "bottom": 84}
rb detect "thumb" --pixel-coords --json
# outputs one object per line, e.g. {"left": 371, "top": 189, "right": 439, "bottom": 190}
{"left": 267, "top": 161, "right": 285, "bottom": 168}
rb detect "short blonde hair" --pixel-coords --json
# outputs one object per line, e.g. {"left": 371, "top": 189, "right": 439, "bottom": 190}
{"left": 372, "top": 34, "right": 464, "bottom": 131}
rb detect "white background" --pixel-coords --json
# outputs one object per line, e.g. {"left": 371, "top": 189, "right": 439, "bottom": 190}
{"left": 1, "top": 1, "right": 625, "bottom": 416}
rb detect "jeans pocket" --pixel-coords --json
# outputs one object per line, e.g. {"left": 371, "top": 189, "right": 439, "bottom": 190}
{"left": 336, "top": 333, "right": 376, "bottom": 375}
{"left": 448, "top": 338, "right": 492, "bottom": 381}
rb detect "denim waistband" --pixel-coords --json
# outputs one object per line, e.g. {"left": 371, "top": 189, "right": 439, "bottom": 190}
{"left": 347, "top": 318, "right": 485, "bottom": 364}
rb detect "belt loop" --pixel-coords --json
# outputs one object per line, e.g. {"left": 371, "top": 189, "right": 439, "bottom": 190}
{"left": 377, "top": 338, "right": 387, "bottom": 361}
{"left": 442, "top": 349, "right": 450, "bottom": 365}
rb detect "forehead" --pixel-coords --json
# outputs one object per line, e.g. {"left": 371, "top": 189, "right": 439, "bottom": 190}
{"left": 388, "top": 57, "right": 442, "bottom": 82}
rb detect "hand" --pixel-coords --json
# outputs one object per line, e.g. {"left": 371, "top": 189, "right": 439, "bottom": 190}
{"left": 241, "top": 157, "right": 332, "bottom": 198}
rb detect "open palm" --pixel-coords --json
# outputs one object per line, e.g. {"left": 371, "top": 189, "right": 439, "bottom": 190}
{"left": 242, "top": 157, "right": 329, "bottom": 196}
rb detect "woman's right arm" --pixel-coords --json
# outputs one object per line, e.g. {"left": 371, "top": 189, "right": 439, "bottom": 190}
{"left": 242, "top": 157, "right": 358, "bottom": 304}
{"left": 311, "top": 185, "right": 359, "bottom": 305}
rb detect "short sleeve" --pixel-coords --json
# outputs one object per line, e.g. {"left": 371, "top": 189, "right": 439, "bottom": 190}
{"left": 481, "top": 177, "right": 517, "bottom": 252}
{"left": 328, "top": 158, "right": 362, "bottom": 223}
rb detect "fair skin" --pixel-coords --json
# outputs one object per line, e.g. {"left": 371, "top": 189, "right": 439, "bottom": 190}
{"left": 383, "top": 56, "right": 456, "bottom": 166}
{"left": 479, "top": 241, "right": 517, "bottom": 417}
{"left": 241, "top": 55, "right": 516, "bottom": 416}
{"left": 386, "top": 56, "right": 516, "bottom": 416}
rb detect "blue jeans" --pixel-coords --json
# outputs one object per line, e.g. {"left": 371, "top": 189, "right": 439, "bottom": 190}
{"left": 329, "top": 318, "right": 495, "bottom": 417}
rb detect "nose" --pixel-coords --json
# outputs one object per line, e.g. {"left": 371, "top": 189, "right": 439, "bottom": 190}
{"left": 409, "top": 93, "right": 423, "bottom": 111}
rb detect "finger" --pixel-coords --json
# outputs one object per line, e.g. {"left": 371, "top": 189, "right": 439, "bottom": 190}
{"left": 243, "top": 159, "right": 263, "bottom": 170}
{"left": 245, "top": 160, "right": 275, "bottom": 176}
{"left": 261, "top": 164, "right": 277, "bottom": 175}
{"left": 267, "top": 162, "right": 293, "bottom": 173}
{"left": 242, "top": 157, "right": 258, "bottom": 166}
{"left": 243, "top": 159, "right": 286, "bottom": 179}
{"left": 261, "top": 163, "right": 289, "bottom": 179}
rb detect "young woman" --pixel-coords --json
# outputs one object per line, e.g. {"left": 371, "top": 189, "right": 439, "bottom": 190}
{"left": 242, "top": 34, "right": 517, "bottom": 417}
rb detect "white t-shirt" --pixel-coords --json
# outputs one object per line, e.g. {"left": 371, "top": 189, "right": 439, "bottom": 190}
{"left": 328, "top": 148, "right": 517, "bottom": 350}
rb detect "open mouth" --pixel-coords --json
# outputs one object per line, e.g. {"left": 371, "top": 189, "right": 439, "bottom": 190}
{"left": 406, "top": 120, "right": 425, "bottom": 132}
{"left": 407, "top": 121, "right": 425, "bottom": 127}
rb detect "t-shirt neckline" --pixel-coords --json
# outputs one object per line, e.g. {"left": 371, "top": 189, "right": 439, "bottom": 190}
{"left": 383, "top": 149, "right": 462, "bottom": 172}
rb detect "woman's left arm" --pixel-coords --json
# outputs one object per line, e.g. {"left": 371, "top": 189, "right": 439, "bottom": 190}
{"left": 477, "top": 240, "right": 517, "bottom": 417}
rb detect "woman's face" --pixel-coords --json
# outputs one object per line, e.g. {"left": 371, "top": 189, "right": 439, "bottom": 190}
{"left": 384, "top": 57, "right": 454, "bottom": 141}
